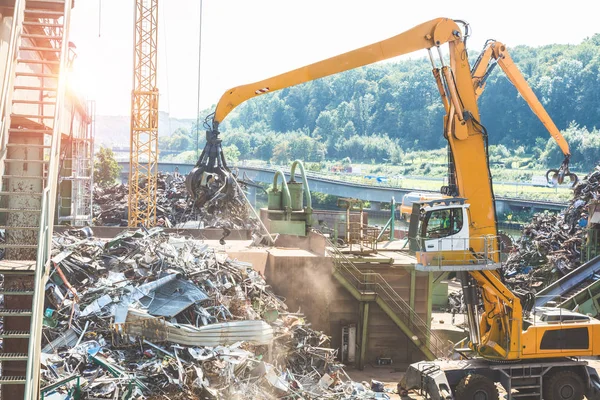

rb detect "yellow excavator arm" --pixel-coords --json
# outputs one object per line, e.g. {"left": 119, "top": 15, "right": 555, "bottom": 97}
{"left": 471, "top": 41, "right": 576, "bottom": 185}
{"left": 211, "top": 18, "right": 464, "bottom": 129}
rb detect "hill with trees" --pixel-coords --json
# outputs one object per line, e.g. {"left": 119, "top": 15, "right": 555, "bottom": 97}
{"left": 159, "top": 35, "right": 600, "bottom": 171}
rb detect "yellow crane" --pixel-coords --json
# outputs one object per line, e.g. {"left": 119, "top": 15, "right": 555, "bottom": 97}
{"left": 129, "top": 0, "right": 159, "bottom": 227}
{"left": 196, "top": 18, "right": 594, "bottom": 399}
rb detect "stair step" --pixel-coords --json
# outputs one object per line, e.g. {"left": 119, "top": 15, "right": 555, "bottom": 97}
{"left": 15, "top": 72, "right": 59, "bottom": 79}
{"left": 11, "top": 113, "right": 55, "bottom": 119}
{"left": 512, "top": 384, "right": 540, "bottom": 389}
{"left": 0, "top": 353, "right": 29, "bottom": 361}
{"left": 0, "top": 309, "right": 32, "bottom": 317}
{"left": 0, "top": 226, "right": 40, "bottom": 230}
{"left": 512, "top": 393, "right": 540, "bottom": 398}
{"left": 0, "top": 191, "right": 43, "bottom": 197}
{"left": 20, "top": 33, "right": 63, "bottom": 40}
{"left": 12, "top": 99, "right": 56, "bottom": 106}
{"left": 19, "top": 46, "right": 61, "bottom": 53}
{"left": 0, "top": 289, "right": 35, "bottom": 295}
{"left": 1, "top": 175, "right": 44, "bottom": 180}
{"left": 0, "top": 260, "right": 36, "bottom": 274}
{"left": 0, "top": 206, "right": 42, "bottom": 212}
{"left": 22, "top": 21, "right": 63, "bottom": 28}
{"left": 6, "top": 142, "right": 52, "bottom": 149}
{"left": 0, "top": 244, "right": 39, "bottom": 249}
{"left": 24, "top": 9, "right": 64, "bottom": 16}
{"left": 17, "top": 58, "right": 60, "bottom": 65}
{"left": 8, "top": 128, "right": 54, "bottom": 135}
{"left": 0, "top": 331, "right": 30, "bottom": 339}
{"left": 4, "top": 158, "right": 49, "bottom": 164}
{"left": 13, "top": 85, "right": 57, "bottom": 91}
{"left": 0, "top": 376, "right": 26, "bottom": 384}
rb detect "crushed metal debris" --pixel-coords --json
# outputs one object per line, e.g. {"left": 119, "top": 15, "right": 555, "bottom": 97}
{"left": 503, "top": 166, "right": 600, "bottom": 291}
{"left": 93, "top": 172, "right": 259, "bottom": 233}
{"left": 40, "top": 227, "right": 387, "bottom": 399}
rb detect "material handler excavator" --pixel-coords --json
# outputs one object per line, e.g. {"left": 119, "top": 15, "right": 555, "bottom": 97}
{"left": 189, "top": 17, "right": 597, "bottom": 400}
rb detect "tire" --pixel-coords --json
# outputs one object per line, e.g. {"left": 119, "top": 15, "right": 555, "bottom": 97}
{"left": 543, "top": 370, "right": 584, "bottom": 400}
{"left": 455, "top": 374, "right": 499, "bottom": 400}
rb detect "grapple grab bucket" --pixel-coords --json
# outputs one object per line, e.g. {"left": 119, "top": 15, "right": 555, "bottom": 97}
{"left": 185, "top": 129, "right": 234, "bottom": 205}
{"left": 546, "top": 156, "right": 578, "bottom": 187}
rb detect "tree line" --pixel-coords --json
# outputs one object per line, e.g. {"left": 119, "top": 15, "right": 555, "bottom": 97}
{"left": 160, "top": 34, "right": 600, "bottom": 170}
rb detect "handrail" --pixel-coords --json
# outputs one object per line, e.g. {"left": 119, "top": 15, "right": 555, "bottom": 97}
{"left": 325, "top": 238, "right": 452, "bottom": 358}
{"left": 0, "top": 0, "right": 26, "bottom": 157}
{"left": 24, "top": 1, "right": 73, "bottom": 398}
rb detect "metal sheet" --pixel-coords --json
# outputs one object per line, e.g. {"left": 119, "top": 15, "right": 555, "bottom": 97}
{"left": 141, "top": 277, "right": 208, "bottom": 317}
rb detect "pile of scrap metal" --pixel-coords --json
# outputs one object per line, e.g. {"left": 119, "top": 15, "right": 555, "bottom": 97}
{"left": 41, "top": 228, "right": 382, "bottom": 399}
{"left": 503, "top": 166, "right": 600, "bottom": 291}
{"left": 93, "top": 172, "right": 257, "bottom": 232}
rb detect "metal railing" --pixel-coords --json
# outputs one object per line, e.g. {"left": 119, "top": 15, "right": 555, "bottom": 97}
{"left": 414, "top": 235, "right": 502, "bottom": 269}
{"left": 234, "top": 162, "right": 571, "bottom": 203}
{"left": 0, "top": 0, "right": 26, "bottom": 168}
{"left": 326, "top": 239, "right": 453, "bottom": 359}
{"left": 24, "top": 1, "right": 73, "bottom": 398}
{"left": 340, "top": 221, "right": 379, "bottom": 252}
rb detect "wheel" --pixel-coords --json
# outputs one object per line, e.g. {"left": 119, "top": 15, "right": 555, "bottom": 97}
{"left": 543, "top": 370, "right": 584, "bottom": 400}
{"left": 455, "top": 374, "right": 499, "bottom": 400}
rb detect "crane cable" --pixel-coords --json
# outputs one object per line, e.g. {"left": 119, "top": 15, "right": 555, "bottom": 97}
{"left": 160, "top": 0, "right": 173, "bottom": 137}
{"left": 195, "top": 0, "right": 204, "bottom": 159}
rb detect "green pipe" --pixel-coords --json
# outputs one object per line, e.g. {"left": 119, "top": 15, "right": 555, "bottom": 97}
{"left": 377, "top": 218, "right": 392, "bottom": 241}
{"left": 290, "top": 160, "right": 312, "bottom": 211}
{"left": 390, "top": 197, "right": 396, "bottom": 240}
{"left": 273, "top": 170, "right": 292, "bottom": 214}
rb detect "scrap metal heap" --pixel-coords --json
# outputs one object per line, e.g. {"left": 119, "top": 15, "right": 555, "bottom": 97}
{"left": 503, "top": 165, "right": 600, "bottom": 291}
{"left": 93, "top": 172, "right": 257, "bottom": 232}
{"left": 38, "top": 228, "right": 381, "bottom": 399}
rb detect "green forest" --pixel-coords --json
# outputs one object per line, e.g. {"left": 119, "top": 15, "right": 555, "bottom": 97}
{"left": 160, "top": 34, "right": 600, "bottom": 172}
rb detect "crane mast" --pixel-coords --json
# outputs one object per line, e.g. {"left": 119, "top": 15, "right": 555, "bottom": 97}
{"left": 129, "top": 0, "right": 159, "bottom": 227}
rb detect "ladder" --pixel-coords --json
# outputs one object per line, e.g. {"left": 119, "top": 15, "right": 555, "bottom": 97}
{"left": 0, "top": 0, "right": 72, "bottom": 398}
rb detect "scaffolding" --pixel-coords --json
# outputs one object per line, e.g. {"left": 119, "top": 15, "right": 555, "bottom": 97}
{"left": 57, "top": 100, "right": 95, "bottom": 226}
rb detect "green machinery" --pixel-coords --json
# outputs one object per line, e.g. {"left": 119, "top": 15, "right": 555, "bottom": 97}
{"left": 265, "top": 160, "right": 313, "bottom": 236}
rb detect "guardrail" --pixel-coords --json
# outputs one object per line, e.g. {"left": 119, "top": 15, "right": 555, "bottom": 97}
{"left": 326, "top": 239, "right": 453, "bottom": 359}
{"left": 25, "top": 1, "right": 73, "bottom": 398}
{"left": 0, "top": 0, "right": 25, "bottom": 169}
{"left": 414, "top": 235, "right": 502, "bottom": 269}
{"left": 234, "top": 162, "right": 570, "bottom": 204}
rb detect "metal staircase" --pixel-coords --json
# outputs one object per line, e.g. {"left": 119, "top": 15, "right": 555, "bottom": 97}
{"left": 327, "top": 241, "right": 453, "bottom": 360}
{"left": 0, "top": 0, "right": 72, "bottom": 398}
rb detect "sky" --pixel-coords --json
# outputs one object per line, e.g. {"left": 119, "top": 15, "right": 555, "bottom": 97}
{"left": 68, "top": 0, "right": 600, "bottom": 119}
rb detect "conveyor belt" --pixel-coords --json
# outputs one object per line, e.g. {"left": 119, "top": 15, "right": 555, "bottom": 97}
{"left": 535, "top": 255, "right": 600, "bottom": 309}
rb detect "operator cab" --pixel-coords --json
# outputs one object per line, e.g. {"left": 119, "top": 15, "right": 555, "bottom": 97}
{"left": 408, "top": 197, "right": 500, "bottom": 271}
{"left": 408, "top": 197, "right": 469, "bottom": 252}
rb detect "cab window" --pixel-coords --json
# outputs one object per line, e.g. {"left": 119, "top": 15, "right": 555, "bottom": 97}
{"left": 421, "top": 208, "right": 463, "bottom": 239}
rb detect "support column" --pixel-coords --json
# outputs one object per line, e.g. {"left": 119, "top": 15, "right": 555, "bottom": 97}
{"left": 426, "top": 272, "right": 433, "bottom": 328}
{"left": 426, "top": 272, "right": 433, "bottom": 349}
{"left": 358, "top": 301, "right": 370, "bottom": 370}
{"left": 247, "top": 186, "right": 257, "bottom": 207}
{"left": 409, "top": 269, "right": 416, "bottom": 326}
